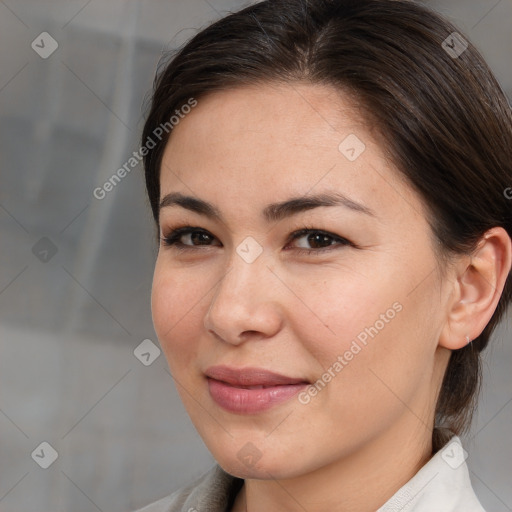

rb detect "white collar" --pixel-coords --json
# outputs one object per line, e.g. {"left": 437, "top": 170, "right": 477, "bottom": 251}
{"left": 378, "top": 436, "right": 485, "bottom": 511}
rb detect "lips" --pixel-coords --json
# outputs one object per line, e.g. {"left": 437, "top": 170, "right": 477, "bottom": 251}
{"left": 204, "top": 365, "right": 310, "bottom": 414}
{"left": 204, "top": 365, "right": 309, "bottom": 387}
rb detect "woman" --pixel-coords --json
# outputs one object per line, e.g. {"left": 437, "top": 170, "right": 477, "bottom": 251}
{"left": 134, "top": 0, "right": 512, "bottom": 510}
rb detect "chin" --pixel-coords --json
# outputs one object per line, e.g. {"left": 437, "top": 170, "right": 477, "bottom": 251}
{"left": 208, "top": 439, "right": 311, "bottom": 481}
{"left": 216, "top": 455, "right": 286, "bottom": 480}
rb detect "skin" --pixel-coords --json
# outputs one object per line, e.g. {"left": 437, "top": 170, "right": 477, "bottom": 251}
{"left": 151, "top": 82, "right": 512, "bottom": 512}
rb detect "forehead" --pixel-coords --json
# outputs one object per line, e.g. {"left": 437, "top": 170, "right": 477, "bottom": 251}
{"left": 159, "top": 82, "right": 428, "bottom": 226}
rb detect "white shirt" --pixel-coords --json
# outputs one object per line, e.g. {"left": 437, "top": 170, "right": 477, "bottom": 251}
{"left": 377, "top": 436, "right": 485, "bottom": 511}
{"left": 134, "top": 436, "right": 486, "bottom": 512}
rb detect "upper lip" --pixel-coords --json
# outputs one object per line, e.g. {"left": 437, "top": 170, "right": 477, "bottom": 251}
{"left": 205, "top": 365, "right": 309, "bottom": 387}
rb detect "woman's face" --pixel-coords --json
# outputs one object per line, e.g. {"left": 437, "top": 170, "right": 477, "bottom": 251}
{"left": 152, "top": 82, "right": 451, "bottom": 479}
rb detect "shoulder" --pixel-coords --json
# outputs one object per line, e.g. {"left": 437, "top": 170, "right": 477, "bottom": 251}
{"left": 131, "top": 483, "right": 192, "bottom": 512}
{"left": 132, "top": 464, "right": 242, "bottom": 512}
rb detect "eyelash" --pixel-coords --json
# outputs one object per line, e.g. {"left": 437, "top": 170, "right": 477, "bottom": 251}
{"left": 159, "top": 224, "right": 354, "bottom": 256}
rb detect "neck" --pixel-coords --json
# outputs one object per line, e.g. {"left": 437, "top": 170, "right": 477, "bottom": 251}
{"left": 231, "top": 417, "right": 433, "bottom": 512}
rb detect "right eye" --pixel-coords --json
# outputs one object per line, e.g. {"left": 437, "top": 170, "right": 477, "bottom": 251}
{"left": 160, "top": 226, "right": 221, "bottom": 251}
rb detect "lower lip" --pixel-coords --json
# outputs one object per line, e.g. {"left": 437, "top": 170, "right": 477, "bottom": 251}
{"left": 207, "top": 378, "right": 308, "bottom": 414}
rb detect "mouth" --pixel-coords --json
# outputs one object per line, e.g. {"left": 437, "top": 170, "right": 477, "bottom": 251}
{"left": 204, "top": 365, "right": 310, "bottom": 414}
{"left": 222, "top": 384, "right": 280, "bottom": 389}
{"left": 204, "top": 365, "right": 309, "bottom": 387}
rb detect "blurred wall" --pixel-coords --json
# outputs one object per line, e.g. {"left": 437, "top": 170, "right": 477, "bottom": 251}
{"left": 0, "top": 1, "right": 510, "bottom": 511}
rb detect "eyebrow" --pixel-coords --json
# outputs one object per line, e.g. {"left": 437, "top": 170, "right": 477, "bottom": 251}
{"left": 159, "top": 190, "right": 376, "bottom": 223}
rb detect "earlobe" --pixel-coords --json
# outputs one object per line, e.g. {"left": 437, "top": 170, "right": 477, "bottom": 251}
{"left": 438, "top": 226, "right": 512, "bottom": 350}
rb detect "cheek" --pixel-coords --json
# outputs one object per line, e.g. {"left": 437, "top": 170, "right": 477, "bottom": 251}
{"left": 286, "top": 268, "right": 384, "bottom": 363}
{"left": 151, "top": 261, "right": 206, "bottom": 364}
{"left": 293, "top": 269, "right": 419, "bottom": 407}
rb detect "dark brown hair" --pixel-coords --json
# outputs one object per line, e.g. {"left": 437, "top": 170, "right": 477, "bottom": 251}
{"left": 141, "top": 0, "right": 512, "bottom": 452}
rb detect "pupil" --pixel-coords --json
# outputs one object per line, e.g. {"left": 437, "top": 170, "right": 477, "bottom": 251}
{"left": 309, "top": 234, "right": 330, "bottom": 248}
{"left": 192, "top": 232, "right": 211, "bottom": 245}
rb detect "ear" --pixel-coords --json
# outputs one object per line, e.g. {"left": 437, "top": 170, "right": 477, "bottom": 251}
{"left": 439, "top": 226, "right": 512, "bottom": 350}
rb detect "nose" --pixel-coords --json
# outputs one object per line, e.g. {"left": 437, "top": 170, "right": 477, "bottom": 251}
{"left": 203, "top": 249, "right": 283, "bottom": 345}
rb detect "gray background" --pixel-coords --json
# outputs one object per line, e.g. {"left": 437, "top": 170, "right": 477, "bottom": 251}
{"left": 0, "top": 0, "right": 510, "bottom": 511}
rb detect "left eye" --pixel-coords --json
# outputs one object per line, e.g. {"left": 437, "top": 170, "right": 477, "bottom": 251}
{"left": 287, "top": 228, "right": 352, "bottom": 253}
